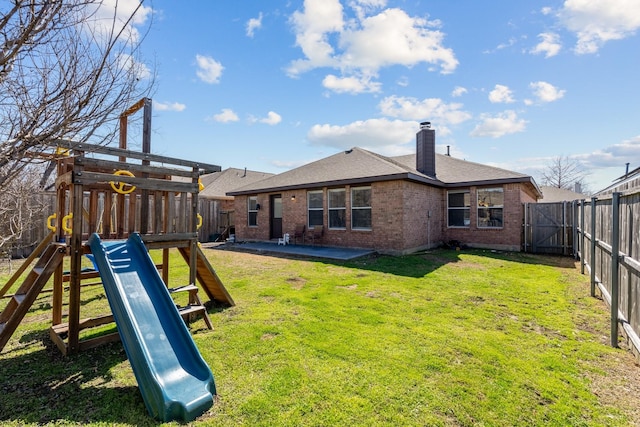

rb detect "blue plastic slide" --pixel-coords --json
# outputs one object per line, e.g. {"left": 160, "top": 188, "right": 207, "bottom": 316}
{"left": 88, "top": 233, "right": 216, "bottom": 422}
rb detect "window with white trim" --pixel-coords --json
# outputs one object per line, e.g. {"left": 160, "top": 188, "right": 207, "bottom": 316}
{"left": 328, "top": 189, "right": 346, "bottom": 229}
{"left": 307, "top": 190, "right": 323, "bottom": 227}
{"left": 447, "top": 190, "right": 470, "bottom": 227}
{"left": 351, "top": 186, "right": 371, "bottom": 230}
{"left": 477, "top": 187, "right": 504, "bottom": 228}
{"left": 248, "top": 196, "right": 258, "bottom": 227}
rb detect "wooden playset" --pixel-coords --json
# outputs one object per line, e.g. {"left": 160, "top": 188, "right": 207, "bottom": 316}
{"left": 0, "top": 98, "right": 234, "bottom": 355}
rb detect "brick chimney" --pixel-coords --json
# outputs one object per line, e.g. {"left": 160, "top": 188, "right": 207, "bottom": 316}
{"left": 416, "top": 121, "right": 436, "bottom": 177}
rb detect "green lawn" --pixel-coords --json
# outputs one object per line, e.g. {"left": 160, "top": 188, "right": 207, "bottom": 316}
{"left": 0, "top": 248, "right": 638, "bottom": 426}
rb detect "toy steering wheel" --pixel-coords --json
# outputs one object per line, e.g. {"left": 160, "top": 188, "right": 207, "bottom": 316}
{"left": 110, "top": 170, "right": 136, "bottom": 194}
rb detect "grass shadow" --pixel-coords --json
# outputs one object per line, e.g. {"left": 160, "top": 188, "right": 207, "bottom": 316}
{"left": 0, "top": 336, "right": 160, "bottom": 426}
{"left": 472, "top": 249, "right": 580, "bottom": 269}
{"left": 337, "top": 249, "right": 463, "bottom": 278}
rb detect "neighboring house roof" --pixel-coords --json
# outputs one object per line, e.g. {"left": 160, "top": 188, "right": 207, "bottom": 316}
{"left": 596, "top": 165, "right": 640, "bottom": 195}
{"left": 228, "top": 147, "right": 542, "bottom": 198}
{"left": 199, "top": 168, "right": 274, "bottom": 199}
{"left": 538, "top": 186, "right": 586, "bottom": 202}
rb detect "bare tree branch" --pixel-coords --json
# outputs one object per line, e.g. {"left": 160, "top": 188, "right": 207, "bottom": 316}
{"left": 540, "top": 155, "right": 590, "bottom": 193}
{"left": 0, "top": 0, "right": 154, "bottom": 186}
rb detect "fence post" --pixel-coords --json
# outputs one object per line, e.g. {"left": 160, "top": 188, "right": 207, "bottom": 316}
{"left": 523, "top": 203, "right": 528, "bottom": 253}
{"left": 580, "top": 199, "right": 585, "bottom": 274}
{"left": 611, "top": 192, "right": 621, "bottom": 347}
{"left": 572, "top": 200, "right": 577, "bottom": 259}
{"left": 590, "top": 197, "right": 597, "bottom": 297}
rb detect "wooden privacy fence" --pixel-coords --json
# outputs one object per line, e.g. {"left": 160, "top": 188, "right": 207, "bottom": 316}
{"left": 523, "top": 202, "right": 575, "bottom": 254}
{"left": 576, "top": 191, "right": 640, "bottom": 356}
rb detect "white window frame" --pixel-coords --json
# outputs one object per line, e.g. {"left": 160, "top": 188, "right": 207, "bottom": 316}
{"left": 351, "top": 186, "right": 372, "bottom": 231}
{"left": 307, "top": 190, "right": 324, "bottom": 228}
{"left": 447, "top": 190, "right": 470, "bottom": 228}
{"left": 248, "top": 196, "right": 258, "bottom": 227}
{"left": 477, "top": 187, "right": 504, "bottom": 228}
{"left": 328, "top": 188, "right": 346, "bottom": 229}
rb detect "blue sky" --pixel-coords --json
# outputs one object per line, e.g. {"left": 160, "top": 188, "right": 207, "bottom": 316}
{"left": 122, "top": 0, "right": 639, "bottom": 192}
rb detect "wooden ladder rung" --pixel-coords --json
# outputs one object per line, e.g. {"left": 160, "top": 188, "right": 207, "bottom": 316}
{"left": 169, "top": 284, "right": 199, "bottom": 294}
{"left": 178, "top": 305, "right": 206, "bottom": 316}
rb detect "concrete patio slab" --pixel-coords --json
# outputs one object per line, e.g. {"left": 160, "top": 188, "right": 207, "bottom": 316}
{"left": 206, "top": 241, "right": 375, "bottom": 261}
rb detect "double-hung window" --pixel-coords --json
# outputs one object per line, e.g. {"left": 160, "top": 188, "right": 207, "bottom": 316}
{"left": 328, "top": 189, "right": 346, "bottom": 229}
{"left": 248, "top": 196, "right": 258, "bottom": 227}
{"left": 307, "top": 190, "right": 323, "bottom": 227}
{"left": 477, "top": 187, "right": 504, "bottom": 228}
{"left": 351, "top": 186, "right": 371, "bottom": 230}
{"left": 447, "top": 191, "right": 470, "bottom": 227}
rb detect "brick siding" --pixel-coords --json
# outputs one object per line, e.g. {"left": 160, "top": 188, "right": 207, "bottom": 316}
{"left": 233, "top": 180, "right": 536, "bottom": 253}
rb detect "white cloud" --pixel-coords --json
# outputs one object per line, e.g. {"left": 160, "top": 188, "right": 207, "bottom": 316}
{"left": 287, "top": 0, "right": 458, "bottom": 87}
{"left": 288, "top": 0, "right": 344, "bottom": 74}
{"left": 470, "top": 110, "right": 527, "bottom": 138}
{"left": 195, "top": 54, "right": 224, "bottom": 84}
{"left": 82, "top": 0, "right": 152, "bottom": 44}
{"left": 558, "top": 0, "right": 640, "bottom": 54}
{"left": 307, "top": 118, "right": 416, "bottom": 152}
{"left": 574, "top": 135, "right": 640, "bottom": 168}
{"left": 339, "top": 8, "right": 457, "bottom": 74}
{"left": 212, "top": 108, "right": 239, "bottom": 123}
{"left": 451, "top": 86, "right": 468, "bottom": 97}
{"left": 254, "top": 111, "right": 282, "bottom": 125}
{"left": 322, "top": 74, "right": 381, "bottom": 94}
{"left": 396, "top": 76, "right": 409, "bottom": 87}
{"left": 378, "top": 95, "right": 471, "bottom": 127}
{"left": 246, "top": 12, "right": 263, "bottom": 37}
{"left": 154, "top": 101, "right": 186, "bottom": 112}
{"left": 488, "top": 84, "right": 515, "bottom": 104}
{"left": 530, "top": 32, "right": 562, "bottom": 58}
{"left": 116, "top": 53, "right": 151, "bottom": 80}
{"left": 483, "top": 37, "right": 519, "bottom": 54}
{"left": 529, "top": 81, "right": 566, "bottom": 103}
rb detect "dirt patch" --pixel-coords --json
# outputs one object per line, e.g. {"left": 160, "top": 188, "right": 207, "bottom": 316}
{"left": 260, "top": 333, "right": 278, "bottom": 341}
{"left": 286, "top": 276, "right": 307, "bottom": 289}
{"left": 587, "top": 342, "right": 640, "bottom": 424}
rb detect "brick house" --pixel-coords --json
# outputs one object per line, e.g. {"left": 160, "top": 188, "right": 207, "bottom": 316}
{"left": 228, "top": 123, "right": 541, "bottom": 254}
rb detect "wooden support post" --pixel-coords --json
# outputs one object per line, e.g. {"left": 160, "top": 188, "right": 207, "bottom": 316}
{"left": 103, "top": 192, "right": 112, "bottom": 238}
{"left": 52, "top": 259, "right": 63, "bottom": 325}
{"left": 190, "top": 167, "right": 199, "bottom": 292}
{"left": 68, "top": 173, "right": 85, "bottom": 354}
{"left": 162, "top": 188, "right": 170, "bottom": 285}
{"left": 116, "top": 192, "right": 126, "bottom": 239}
{"left": 140, "top": 98, "right": 152, "bottom": 234}
{"left": 89, "top": 191, "right": 98, "bottom": 235}
{"left": 128, "top": 192, "right": 137, "bottom": 236}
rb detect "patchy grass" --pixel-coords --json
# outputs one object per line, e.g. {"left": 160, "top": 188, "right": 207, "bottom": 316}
{"left": 1, "top": 248, "right": 639, "bottom": 426}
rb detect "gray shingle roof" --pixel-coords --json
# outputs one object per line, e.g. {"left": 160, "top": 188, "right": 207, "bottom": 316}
{"left": 200, "top": 168, "right": 274, "bottom": 199}
{"left": 394, "top": 153, "right": 531, "bottom": 184}
{"left": 227, "top": 147, "right": 541, "bottom": 197}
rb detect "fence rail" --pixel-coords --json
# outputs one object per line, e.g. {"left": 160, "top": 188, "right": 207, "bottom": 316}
{"left": 576, "top": 191, "right": 640, "bottom": 358}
